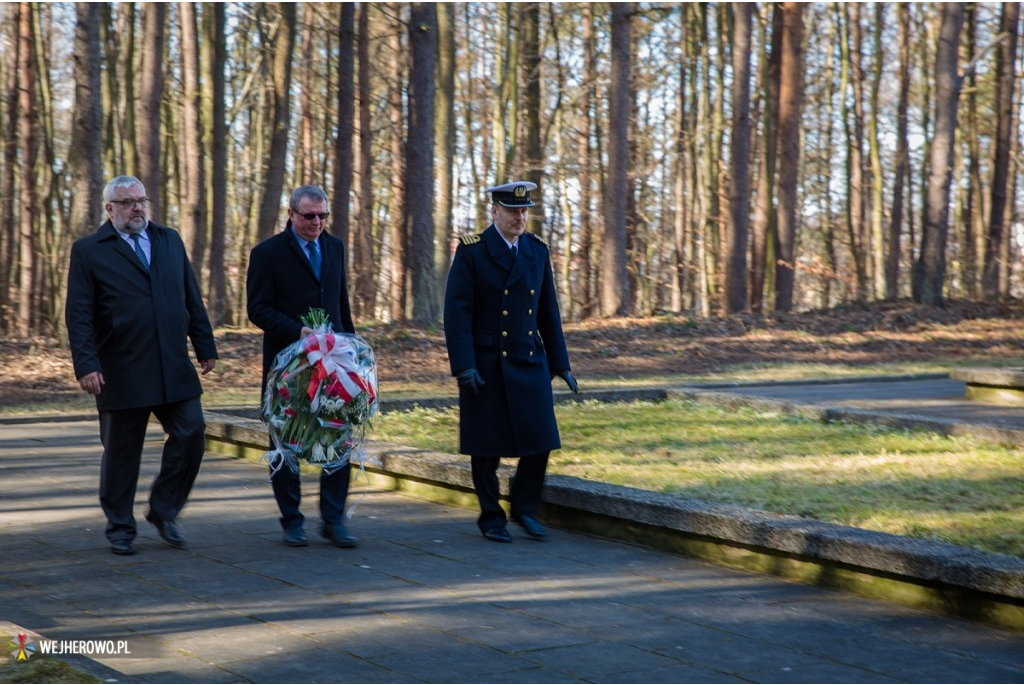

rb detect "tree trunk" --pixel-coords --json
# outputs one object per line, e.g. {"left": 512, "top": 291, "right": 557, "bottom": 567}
{"left": 1, "top": 6, "right": 20, "bottom": 330}
{"left": 914, "top": 3, "right": 964, "bottom": 306}
{"left": 886, "top": 3, "right": 910, "bottom": 300}
{"left": 295, "top": 3, "right": 315, "bottom": 187}
{"left": 68, "top": 2, "right": 103, "bottom": 239}
{"left": 353, "top": 3, "right": 374, "bottom": 318}
{"left": 840, "top": 4, "right": 868, "bottom": 301}
{"left": 982, "top": 2, "right": 1019, "bottom": 301}
{"left": 16, "top": 1, "right": 36, "bottom": 336}
{"left": 521, "top": 3, "right": 543, "bottom": 207}
{"left": 178, "top": 2, "right": 204, "bottom": 280}
{"left": 725, "top": 2, "right": 752, "bottom": 314}
{"left": 331, "top": 3, "right": 355, "bottom": 251}
{"left": 407, "top": 2, "right": 438, "bottom": 325}
{"left": 490, "top": 4, "right": 514, "bottom": 183}
{"left": 578, "top": 3, "right": 596, "bottom": 318}
{"left": 204, "top": 2, "right": 228, "bottom": 325}
{"left": 256, "top": 2, "right": 295, "bottom": 243}
{"left": 387, "top": 3, "right": 406, "bottom": 321}
{"left": 137, "top": 2, "right": 165, "bottom": 217}
{"left": 867, "top": 3, "right": 886, "bottom": 300}
{"left": 774, "top": 2, "right": 803, "bottom": 313}
{"left": 435, "top": 2, "right": 456, "bottom": 297}
{"left": 670, "top": 5, "right": 689, "bottom": 314}
{"left": 751, "top": 4, "right": 781, "bottom": 314}
{"left": 601, "top": 2, "right": 632, "bottom": 317}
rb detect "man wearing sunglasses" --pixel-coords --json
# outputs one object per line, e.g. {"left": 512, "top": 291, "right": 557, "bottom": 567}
{"left": 66, "top": 175, "right": 218, "bottom": 556}
{"left": 246, "top": 185, "right": 358, "bottom": 549}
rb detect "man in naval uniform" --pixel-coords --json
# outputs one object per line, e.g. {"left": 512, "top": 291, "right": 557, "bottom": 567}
{"left": 443, "top": 180, "right": 579, "bottom": 543}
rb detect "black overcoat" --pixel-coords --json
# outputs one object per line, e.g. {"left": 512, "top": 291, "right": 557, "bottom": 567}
{"left": 65, "top": 220, "right": 218, "bottom": 411}
{"left": 246, "top": 227, "right": 355, "bottom": 383}
{"left": 443, "top": 225, "right": 571, "bottom": 457}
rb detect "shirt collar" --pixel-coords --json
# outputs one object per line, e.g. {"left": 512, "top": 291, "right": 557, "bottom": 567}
{"left": 116, "top": 226, "right": 149, "bottom": 243}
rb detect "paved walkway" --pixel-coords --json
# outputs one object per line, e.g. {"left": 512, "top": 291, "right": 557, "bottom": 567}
{"left": 2, "top": 409, "right": 1024, "bottom": 683}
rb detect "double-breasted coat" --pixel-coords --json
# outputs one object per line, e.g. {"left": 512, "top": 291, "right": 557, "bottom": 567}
{"left": 65, "top": 220, "right": 218, "bottom": 411}
{"left": 443, "top": 225, "right": 571, "bottom": 457}
{"left": 246, "top": 226, "right": 355, "bottom": 384}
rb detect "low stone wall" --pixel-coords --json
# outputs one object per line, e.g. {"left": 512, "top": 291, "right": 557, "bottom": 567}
{"left": 950, "top": 368, "right": 1024, "bottom": 406}
{"left": 204, "top": 407, "right": 1024, "bottom": 631}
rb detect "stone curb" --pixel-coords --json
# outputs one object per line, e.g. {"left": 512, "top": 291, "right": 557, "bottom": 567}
{"left": 203, "top": 404, "right": 1024, "bottom": 629}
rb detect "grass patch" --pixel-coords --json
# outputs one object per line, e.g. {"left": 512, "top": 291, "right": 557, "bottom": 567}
{"left": 373, "top": 399, "right": 1024, "bottom": 559}
{"left": 0, "top": 653, "right": 103, "bottom": 684}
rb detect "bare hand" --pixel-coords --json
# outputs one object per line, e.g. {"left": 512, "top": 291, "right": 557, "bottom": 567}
{"left": 199, "top": 359, "right": 216, "bottom": 375}
{"left": 300, "top": 327, "right": 314, "bottom": 339}
{"left": 79, "top": 371, "right": 105, "bottom": 395}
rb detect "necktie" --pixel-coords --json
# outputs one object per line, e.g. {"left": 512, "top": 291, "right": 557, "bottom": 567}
{"left": 307, "top": 241, "right": 322, "bottom": 279}
{"left": 511, "top": 243, "right": 518, "bottom": 258}
{"left": 130, "top": 233, "right": 150, "bottom": 272}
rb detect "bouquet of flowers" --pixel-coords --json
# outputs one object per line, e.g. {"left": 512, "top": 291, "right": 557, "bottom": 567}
{"left": 261, "top": 308, "right": 378, "bottom": 476}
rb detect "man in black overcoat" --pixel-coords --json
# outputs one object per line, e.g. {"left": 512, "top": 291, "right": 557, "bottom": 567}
{"left": 66, "top": 175, "right": 218, "bottom": 556}
{"left": 443, "top": 181, "right": 579, "bottom": 543}
{"left": 246, "top": 185, "right": 359, "bottom": 549}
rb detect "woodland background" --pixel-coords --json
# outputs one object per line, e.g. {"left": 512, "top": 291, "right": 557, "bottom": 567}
{"left": 0, "top": 2, "right": 1022, "bottom": 338}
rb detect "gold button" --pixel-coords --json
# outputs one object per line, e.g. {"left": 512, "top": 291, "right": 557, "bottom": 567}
{"left": 502, "top": 310, "right": 509, "bottom": 316}
{"left": 503, "top": 289, "right": 509, "bottom": 296}
{"left": 502, "top": 331, "right": 508, "bottom": 337}
{"left": 530, "top": 289, "right": 535, "bottom": 295}
{"left": 502, "top": 351, "right": 507, "bottom": 358}
{"left": 528, "top": 309, "right": 533, "bottom": 315}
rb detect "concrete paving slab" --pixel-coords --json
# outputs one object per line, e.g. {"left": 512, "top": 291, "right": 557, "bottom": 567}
{"left": 3, "top": 419, "right": 1024, "bottom": 684}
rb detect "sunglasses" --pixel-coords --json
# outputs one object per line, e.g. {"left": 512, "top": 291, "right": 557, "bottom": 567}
{"left": 294, "top": 210, "right": 331, "bottom": 221}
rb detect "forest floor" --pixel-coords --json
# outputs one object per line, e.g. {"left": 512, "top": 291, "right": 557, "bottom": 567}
{"left": 3, "top": 298, "right": 1024, "bottom": 411}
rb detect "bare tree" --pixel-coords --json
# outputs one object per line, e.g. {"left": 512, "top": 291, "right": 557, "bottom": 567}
{"left": 68, "top": 3, "right": 103, "bottom": 239}
{"left": 886, "top": 3, "right": 911, "bottom": 300}
{"left": 407, "top": 2, "right": 439, "bottom": 324}
{"left": 914, "top": 3, "right": 965, "bottom": 306}
{"left": 178, "top": 2, "right": 204, "bottom": 273}
{"left": 255, "top": 2, "right": 296, "bottom": 243}
{"left": 353, "top": 3, "right": 374, "bottom": 318}
{"left": 601, "top": 2, "right": 632, "bottom": 317}
{"left": 137, "top": 2, "right": 165, "bottom": 217}
{"left": 331, "top": 3, "right": 355, "bottom": 251}
{"left": 435, "top": 2, "right": 456, "bottom": 295}
{"left": 725, "top": 2, "right": 752, "bottom": 314}
{"left": 774, "top": 2, "right": 804, "bottom": 313}
{"left": 1, "top": 5, "right": 20, "bottom": 329}
{"left": 386, "top": 3, "right": 406, "bottom": 321}
{"left": 16, "top": 2, "right": 37, "bottom": 336}
{"left": 204, "top": 1, "right": 228, "bottom": 325}
{"left": 521, "top": 3, "right": 543, "bottom": 199}
{"left": 982, "top": 2, "right": 1020, "bottom": 301}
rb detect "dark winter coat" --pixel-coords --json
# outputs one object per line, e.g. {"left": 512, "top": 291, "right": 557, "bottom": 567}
{"left": 65, "top": 220, "right": 218, "bottom": 411}
{"left": 443, "top": 224, "right": 571, "bottom": 457}
{"left": 246, "top": 226, "right": 355, "bottom": 384}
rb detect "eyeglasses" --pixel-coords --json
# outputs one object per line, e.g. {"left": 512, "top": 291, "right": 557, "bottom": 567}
{"left": 293, "top": 210, "right": 330, "bottom": 221}
{"left": 110, "top": 198, "right": 151, "bottom": 208}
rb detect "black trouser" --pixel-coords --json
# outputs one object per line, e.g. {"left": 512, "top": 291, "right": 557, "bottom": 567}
{"left": 271, "top": 462, "right": 351, "bottom": 532}
{"left": 98, "top": 397, "right": 206, "bottom": 542}
{"left": 471, "top": 452, "right": 549, "bottom": 531}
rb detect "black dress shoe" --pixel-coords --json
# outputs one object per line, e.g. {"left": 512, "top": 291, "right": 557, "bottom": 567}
{"left": 284, "top": 527, "right": 309, "bottom": 547}
{"left": 110, "top": 540, "right": 136, "bottom": 556}
{"left": 482, "top": 526, "right": 513, "bottom": 543}
{"left": 149, "top": 518, "right": 186, "bottom": 548}
{"left": 320, "top": 524, "right": 358, "bottom": 548}
{"left": 513, "top": 516, "right": 548, "bottom": 540}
